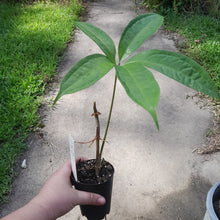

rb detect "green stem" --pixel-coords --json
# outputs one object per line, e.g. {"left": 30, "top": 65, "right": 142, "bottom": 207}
{"left": 100, "top": 73, "right": 117, "bottom": 158}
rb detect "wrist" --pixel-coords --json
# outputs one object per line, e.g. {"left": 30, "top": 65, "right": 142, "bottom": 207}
{"left": 28, "top": 195, "right": 54, "bottom": 220}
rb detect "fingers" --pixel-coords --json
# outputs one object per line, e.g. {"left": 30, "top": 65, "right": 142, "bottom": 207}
{"left": 76, "top": 157, "right": 88, "bottom": 163}
{"left": 61, "top": 157, "right": 88, "bottom": 177}
{"left": 63, "top": 159, "right": 106, "bottom": 207}
{"left": 74, "top": 189, "right": 106, "bottom": 206}
{"left": 57, "top": 160, "right": 72, "bottom": 178}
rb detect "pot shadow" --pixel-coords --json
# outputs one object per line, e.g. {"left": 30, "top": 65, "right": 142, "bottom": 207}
{"left": 140, "top": 176, "right": 212, "bottom": 220}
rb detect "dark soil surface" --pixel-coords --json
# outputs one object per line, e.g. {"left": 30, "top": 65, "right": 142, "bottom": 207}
{"left": 77, "top": 159, "right": 114, "bottom": 184}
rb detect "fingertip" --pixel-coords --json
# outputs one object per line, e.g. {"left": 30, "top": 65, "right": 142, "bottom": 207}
{"left": 75, "top": 190, "right": 106, "bottom": 206}
{"left": 97, "top": 197, "right": 106, "bottom": 205}
{"left": 76, "top": 157, "right": 88, "bottom": 163}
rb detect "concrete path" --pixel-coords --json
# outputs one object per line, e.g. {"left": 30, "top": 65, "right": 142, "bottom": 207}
{"left": 1, "top": 0, "right": 220, "bottom": 219}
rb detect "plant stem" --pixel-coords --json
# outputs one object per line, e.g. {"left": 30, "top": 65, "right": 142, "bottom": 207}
{"left": 93, "top": 102, "right": 101, "bottom": 177}
{"left": 100, "top": 73, "right": 118, "bottom": 158}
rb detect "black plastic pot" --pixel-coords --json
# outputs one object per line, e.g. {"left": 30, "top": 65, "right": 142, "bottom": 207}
{"left": 70, "top": 160, "right": 114, "bottom": 220}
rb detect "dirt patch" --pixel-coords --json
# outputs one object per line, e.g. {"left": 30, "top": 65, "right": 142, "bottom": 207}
{"left": 192, "top": 94, "right": 220, "bottom": 155}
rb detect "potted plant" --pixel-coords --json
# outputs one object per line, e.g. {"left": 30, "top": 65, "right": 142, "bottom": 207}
{"left": 53, "top": 13, "right": 220, "bottom": 220}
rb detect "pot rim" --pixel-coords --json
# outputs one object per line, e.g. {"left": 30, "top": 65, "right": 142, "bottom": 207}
{"left": 206, "top": 181, "right": 220, "bottom": 219}
{"left": 71, "top": 159, "right": 114, "bottom": 187}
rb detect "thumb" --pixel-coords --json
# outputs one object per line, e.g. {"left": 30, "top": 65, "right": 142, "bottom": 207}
{"left": 74, "top": 190, "right": 106, "bottom": 206}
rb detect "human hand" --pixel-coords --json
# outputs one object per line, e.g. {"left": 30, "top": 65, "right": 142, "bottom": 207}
{"left": 30, "top": 158, "right": 106, "bottom": 219}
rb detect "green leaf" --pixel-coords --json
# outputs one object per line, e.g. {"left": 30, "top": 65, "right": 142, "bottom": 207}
{"left": 54, "top": 54, "right": 114, "bottom": 104}
{"left": 118, "top": 13, "right": 163, "bottom": 62}
{"left": 75, "top": 22, "right": 116, "bottom": 63}
{"left": 126, "top": 49, "right": 220, "bottom": 100}
{"left": 116, "top": 63, "right": 160, "bottom": 129}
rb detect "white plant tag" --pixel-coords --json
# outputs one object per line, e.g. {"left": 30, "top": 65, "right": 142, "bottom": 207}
{"left": 69, "top": 134, "right": 78, "bottom": 182}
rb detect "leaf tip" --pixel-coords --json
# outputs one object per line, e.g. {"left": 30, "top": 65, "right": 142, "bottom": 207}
{"left": 154, "top": 117, "right": 159, "bottom": 130}
{"left": 150, "top": 110, "right": 159, "bottom": 130}
{"left": 53, "top": 93, "right": 61, "bottom": 105}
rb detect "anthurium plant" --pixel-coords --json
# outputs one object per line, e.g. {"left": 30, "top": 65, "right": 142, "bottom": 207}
{"left": 54, "top": 13, "right": 220, "bottom": 174}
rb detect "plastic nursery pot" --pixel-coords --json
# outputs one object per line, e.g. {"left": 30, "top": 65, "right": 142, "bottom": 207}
{"left": 70, "top": 160, "right": 114, "bottom": 220}
{"left": 204, "top": 181, "right": 220, "bottom": 220}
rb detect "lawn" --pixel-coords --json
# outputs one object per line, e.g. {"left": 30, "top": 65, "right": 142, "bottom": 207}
{"left": 0, "top": 0, "right": 81, "bottom": 202}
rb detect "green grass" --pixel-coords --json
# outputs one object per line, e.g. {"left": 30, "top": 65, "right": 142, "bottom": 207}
{"left": 163, "top": 12, "right": 220, "bottom": 89}
{"left": 0, "top": 0, "right": 81, "bottom": 202}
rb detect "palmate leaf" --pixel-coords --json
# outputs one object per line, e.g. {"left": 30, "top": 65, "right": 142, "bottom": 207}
{"left": 118, "top": 13, "right": 163, "bottom": 62}
{"left": 126, "top": 49, "right": 220, "bottom": 100}
{"left": 75, "top": 22, "right": 116, "bottom": 63}
{"left": 116, "top": 63, "right": 160, "bottom": 129}
{"left": 54, "top": 54, "right": 114, "bottom": 104}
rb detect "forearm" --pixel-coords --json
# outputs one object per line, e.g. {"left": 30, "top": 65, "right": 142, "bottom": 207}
{"left": 1, "top": 198, "right": 52, "bottom": 220}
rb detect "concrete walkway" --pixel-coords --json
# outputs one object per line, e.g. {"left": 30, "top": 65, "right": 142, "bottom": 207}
{"left": 1, "top": 0, "right": 220, "bottom": 219}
